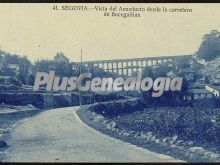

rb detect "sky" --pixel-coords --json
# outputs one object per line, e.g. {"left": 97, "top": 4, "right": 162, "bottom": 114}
{"left": 0, "top": 3, "right": 220, "bottom": 62}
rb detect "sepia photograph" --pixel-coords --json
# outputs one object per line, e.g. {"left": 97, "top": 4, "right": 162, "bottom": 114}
{"left": 0, "top": 3, "right": 220, "bottom": 163}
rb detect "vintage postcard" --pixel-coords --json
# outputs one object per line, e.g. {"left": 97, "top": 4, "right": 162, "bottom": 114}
{"left": 0, "top": 3, "right": 220, "bottom": 163}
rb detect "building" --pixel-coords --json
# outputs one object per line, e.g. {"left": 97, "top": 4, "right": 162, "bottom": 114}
{"left": 7, "top": 63, "right": 19, "bottom": 75}
{"left": 184, "top": 88, "right": 213, "bottom": 101}
{"left": 196, "top": 59, "right": 207, "bottom": 66}
{"left": 205, "top": 84, "right": 220, "bottom": 97}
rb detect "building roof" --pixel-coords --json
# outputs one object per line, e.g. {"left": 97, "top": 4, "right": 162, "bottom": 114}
{"left": 7, "top": 64, "right": 19, "bottom": 70}
{"left": 207, "top": 84, "right": 220, "bottom": 92}
{"left": 188, "top": 88, "right": 211, "bottom": 94}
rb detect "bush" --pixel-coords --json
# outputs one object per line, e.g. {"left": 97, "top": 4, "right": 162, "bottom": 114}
{"left": 113, "top": 106, "right": 220, "bottom": 149}
{"left": 89, "top": 99, "right": 145, "bottom": 118}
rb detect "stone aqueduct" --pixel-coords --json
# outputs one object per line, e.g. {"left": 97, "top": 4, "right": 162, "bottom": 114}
{"left": 73, "top": 55, "right": 192, "bottom": 77}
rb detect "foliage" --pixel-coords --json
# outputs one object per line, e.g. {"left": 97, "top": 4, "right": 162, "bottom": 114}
{"left": 17, "top": 56, "right": 32, "bottom": 84}
{"left": 0, "top": 50, "right": 116, "bottom": 86}
{"left": 113, "top": 106, "right": 220, "bottom": 149}
{"left": 197, "top": 30, "right": 220, "bottom": 61}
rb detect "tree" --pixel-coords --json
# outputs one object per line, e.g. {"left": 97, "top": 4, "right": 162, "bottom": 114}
{"left": 17, "top": 56, "right": 32, "bottom": 84}
{"left": 54, "top": 52, "right": 69, "bottom": 63}
{"left": 197, "top": 30, "right": 220, "bottom": 61}
{"left": 0, "top": 53, "right": 19, "bottom": 77}
{"left": 153, "top": 62, "right": 173, "bottom": 78}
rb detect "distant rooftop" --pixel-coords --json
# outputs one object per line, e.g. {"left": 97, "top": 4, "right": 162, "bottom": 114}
{"left": 207, "top": 84, "right": 220, "bottom": 91}
{"left": 188, "top": 88, "right": 211, "bottom": 94}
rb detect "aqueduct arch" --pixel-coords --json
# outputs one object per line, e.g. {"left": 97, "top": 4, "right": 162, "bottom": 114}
{"left": 73, "top": 55, "right": 191, "bottom": 77}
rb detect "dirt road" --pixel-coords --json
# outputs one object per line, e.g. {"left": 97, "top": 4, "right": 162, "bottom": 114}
{"left": 4, "top": 107, "right": 184, "bottom": 162}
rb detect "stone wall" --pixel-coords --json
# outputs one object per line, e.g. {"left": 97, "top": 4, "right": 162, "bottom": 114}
{"left": 0, "top": 91, "right": 125, "bottom": 109}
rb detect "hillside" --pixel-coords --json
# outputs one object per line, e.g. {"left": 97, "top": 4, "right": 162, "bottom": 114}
{"left": 199, "top": 58, "right": 220, "bottom": 84}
